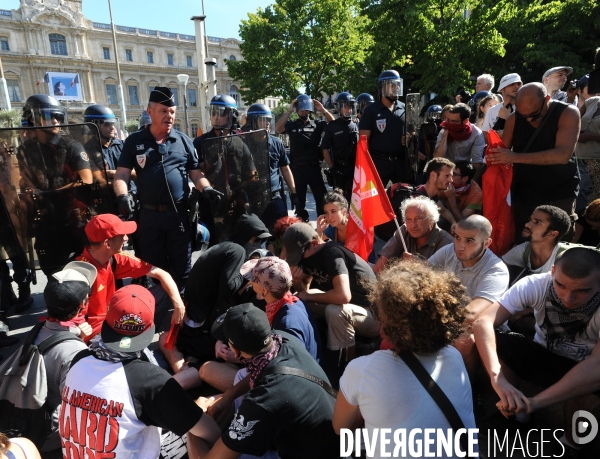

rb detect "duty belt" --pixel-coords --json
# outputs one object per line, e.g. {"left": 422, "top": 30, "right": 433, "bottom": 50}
{"left": 142, "top": 202, "right": 187, "bottom": 212}
{"left": 371, "top": 151, "right": 404, "bottom": 161}
{"left": 291, "top": 160, "right": 320, "bottom": 167}
{"left": 334, "top": 158, "right": 355, "bottom": 167}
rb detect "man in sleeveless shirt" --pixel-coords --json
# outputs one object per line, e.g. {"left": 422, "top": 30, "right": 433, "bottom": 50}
{"left": 486, "top": 83, "right": 581, "bottom": 240}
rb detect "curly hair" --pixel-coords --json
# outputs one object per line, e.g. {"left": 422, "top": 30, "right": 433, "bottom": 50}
{"left": 368, "top": 259, "right": 469, "bottom": 354}
{"left": 273, "top": 216, "right": 303, "bottom": 239}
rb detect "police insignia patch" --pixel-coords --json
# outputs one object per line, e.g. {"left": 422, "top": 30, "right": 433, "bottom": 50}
{"left": 137, "top": 154, "right": 147, "bottom": 168}
{"left": 137, "top": 144, "right": 145, "bottom": 151}
{"left": 376, "top": 119, "right": 386, "bottom": 133}
{"left": 80, "top": 152, "right": 89, "bottom": 161}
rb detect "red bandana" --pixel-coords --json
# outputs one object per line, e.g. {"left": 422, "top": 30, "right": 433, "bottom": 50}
{"left": 265, "top": 291, "right": 299, "bottom": 325}
{"left": 39, "top": 314, "right": 86, "bottom": 328}
{"left": 441, "top": 120, "right": 473, "bottom": 143}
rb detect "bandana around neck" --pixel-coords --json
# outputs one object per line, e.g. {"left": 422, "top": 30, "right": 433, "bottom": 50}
{"left": 454, "top": 184, "right": 471, "bottom": 197}
{"left": 40, "top": 314, "right": 86, "bottom": 328}
{"left": 265, "top": 292, "right": 299, "bottom": 325}
{"left": 88, "top": 335, "right": 158, "bottom": 365}
{"left": 441, "top": 120, "right": 473, "bottom": 143}
{"left": 240, "top": 333, "right": 283, "bottom": 388}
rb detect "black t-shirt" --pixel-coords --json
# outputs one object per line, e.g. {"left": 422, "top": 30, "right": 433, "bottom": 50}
{"left": 320, "top": 118, "right": 359, "bottom": 162}
{"left": 222, "top": 332, "right": 338, "bottom": 459}
{"left": 300, "top": 242, "right": 376, "bottom": 307}
{"left": 184, "top": 241, "right": 246, "bottom": 323}
{"left": 577, "top": 217, "right": 600, "bottom": 247}
{"left": 359, "top": 99, "right": 406, "bottom": 157}
{"left": 284, "top": 119, "right": 327, "bottom": 163}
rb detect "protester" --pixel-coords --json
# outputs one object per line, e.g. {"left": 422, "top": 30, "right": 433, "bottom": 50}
{"left": 573, "top": 198, "right": 600, "bottom": 247}
{"left": 317, "top": 189, "right": 349, "bottom": 243}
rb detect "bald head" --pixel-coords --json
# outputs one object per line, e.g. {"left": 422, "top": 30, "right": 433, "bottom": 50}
{"left": 515, "top": 83, "right": 549, "bottom": 119}
{"left": 456, "top": 215, "right": 492, "bottom": 238}
{"left": 516, "top": 83, "right": 547, "bottom": 103}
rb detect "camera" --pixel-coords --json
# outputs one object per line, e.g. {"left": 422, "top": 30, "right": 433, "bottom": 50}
{"left": 456, "top": 87, "right": 472, "bottom": 104}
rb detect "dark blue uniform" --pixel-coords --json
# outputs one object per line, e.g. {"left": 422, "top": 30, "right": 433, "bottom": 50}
{"left": 320, "top": 118, "right": 358, "bottom": 199}
{"left": 359, "top": 99, "right": 411, "bottom": 185}
{"left": 283, "top": 119, "right": 327, "bottom": 220}
{"left": 262, "top": 134, "right": 290, "bottom": 229}
{"left": 119, "top": 127, "right": 199, "bottom": 289}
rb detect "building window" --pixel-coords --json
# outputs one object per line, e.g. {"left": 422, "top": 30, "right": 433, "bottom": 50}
{"left": 103, "top": 47, "right": 110, "bottom": 59}
{"left": 167, "top": 53, "right": 174, "bottom": 66}
{"left": 7, "top": 80, "right": 21, "bottom": 102}
{"left": 230, "top": 85, "right": 240, "bottom": 105}
{"left": 106, "top": 84, "right": 117, "bottom": 105}
{"left": 174, "top": 123, "right": 181, "bottom": 131}
{"left": 49, "top": 33, "right": 67, "bottom": 56}
{"left": 186, "top": 56, "right": 192, "bottom": 67}
{"left": 229, "top": 55, "right": 236, "bottom": 61}
{"left": 147, "top": 51, "right": 154, "bottom": 64}
{"left": 187, "top": 88, "right": 197, "bottom": 107}
{"left": 170, "top": 88, "right": 179, "bottom": 106}
{"left": 148, "top": 86, "right": 155, "bottom": 98}
{"left": 125, "top": 49, "right": 133, "bottom": 62}
{"left": 128, "top": 85, "right": 139, "bottom": 105}
{"left": 0, "top": 37, "right": 9, "bottom": 51}
{"left": 191, "top": 123, "right": 198, "bottom": 135}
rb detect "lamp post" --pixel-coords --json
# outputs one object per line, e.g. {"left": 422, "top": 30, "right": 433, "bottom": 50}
{"left": 108, "top": 0, "right": 127, "bottom": 126}
{"left": 177, "top": 73, "right": 190, "bottom": 137}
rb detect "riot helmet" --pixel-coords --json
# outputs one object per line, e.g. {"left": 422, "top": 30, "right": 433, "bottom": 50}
{"left": 356, "top": 93, "right": 374, "bottom": 114}
{"left": 210, "top": 94, "right": 238, "bottom": 130}
{"left": 425, "top": 105, "right": 443, "bottom": 122}
{"left": 335, "top": 92, "right": 356, "bottom": 119}
{"left": 22, "top": 94, "right": 67, "bottom": 127}
{"left": 295, "top": 94, "right": 313, "bottom": 120}
{"left": 468, "top": 91, "right": 490, "bottom": 114}
{"left": 138, "top": 111, "right": 152, "bottom": 129}
{"left": 377, "top": 70, "right": 403, "bottom": 101}
{"left": 247, "top": 103, "right": 275, "bottom": 134}
{"left": 84, "top": 104, "right": 120, "bottom": 141}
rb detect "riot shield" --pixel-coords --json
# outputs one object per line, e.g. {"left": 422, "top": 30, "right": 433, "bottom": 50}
{"left": 201, "top": 130, "right": 270, "bottom": 244}
{"left": 405, "top": 93, "right": 421, "bottom": 184}
{"left": 0, "top": 123, "right": 113, "bottom": 278}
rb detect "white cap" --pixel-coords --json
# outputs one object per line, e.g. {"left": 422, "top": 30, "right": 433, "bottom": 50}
{"left": 52, "top": 261, "right": 97, "bottom": 287}
{"left": 498, "top": 73, "right": 523, "bottom": 91}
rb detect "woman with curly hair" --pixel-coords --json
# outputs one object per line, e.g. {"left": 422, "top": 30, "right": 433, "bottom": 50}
{"left": 332, "top": 259, "right": 477, "bottom": 458}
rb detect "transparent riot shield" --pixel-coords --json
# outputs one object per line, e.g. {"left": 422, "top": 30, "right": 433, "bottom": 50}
{"left": 0, "top": 123, "right": 113, "bottom": 279}
{"left": 201, "top": 130, "right": 271, "bottom": 244}
{"left": 405, "top": 93, "right": 422, "bottom": 184}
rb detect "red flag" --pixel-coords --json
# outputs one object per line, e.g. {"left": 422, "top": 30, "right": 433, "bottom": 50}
{"left": 345, "top": 135, "right": 396, "bottom": 261}
{"left": 483, "top": 130, "right": 515, "bottom": 256}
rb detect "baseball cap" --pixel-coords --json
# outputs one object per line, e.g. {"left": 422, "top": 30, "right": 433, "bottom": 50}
{"left": 211, "top": 303, "right": 271, "bottom": 354}
{"left": 44, "top": 261, "right": 98, "bottom": 316}
{"left": 543, "top": 66, "right": 573, "bottom": 80}
{"left": 498, "top": 73, "right": 523, "bottom": 91}
{"left": 85, "top": 214, "right": 137, "bottom": 243}
{"left": 101, "top": 284, "right": 155, "bottom": 352}
{"left": 244, "top": 257, "right": 292, "bottom": 296}
{"left": 282, "top": 223, "right": 317, "bottom": 266}
{"left": 149, "top": 86, "right": 176, "bottom": 107}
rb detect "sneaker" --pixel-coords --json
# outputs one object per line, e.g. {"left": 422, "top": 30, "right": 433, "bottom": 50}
{"left": 0, "top": 331, "right": 19, "bottom": 348}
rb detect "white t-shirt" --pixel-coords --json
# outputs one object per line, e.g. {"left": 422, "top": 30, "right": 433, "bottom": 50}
{"left": 481, "top": 103, "right": 515, "bottom": 132}
{"left": 502, "top": 242, "right": 561, "bottom": 274}
{"left": 340, "top": 348, "right": 477, "bottom": 459}
{"left": 499, "top": 273, "right": 600, "bottom": 361}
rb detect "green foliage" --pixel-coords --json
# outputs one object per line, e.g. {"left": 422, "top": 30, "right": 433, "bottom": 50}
{"left": 272, "top": 103, "right": 298, "bottom": 123}
{"left": 124, "top": 119, "right": 139, "bottom": 134}
{"left": 0, "top": 109, "right": 22, "bottom": 129}
{"left": 227, "top": 0, "right": 373, "bottom": 104}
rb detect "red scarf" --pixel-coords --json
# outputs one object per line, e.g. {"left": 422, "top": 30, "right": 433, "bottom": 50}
{"left": 454, "top": 183, "right": 471, "bottom": 197}
{"left": 39, "top": 314, "right": 86, "bottom": 328}
{"left": 265, "top": 291, "right": 299, "bottom": 325}
{"left": 441, "top": 120, "right": 473, "bottom": 143}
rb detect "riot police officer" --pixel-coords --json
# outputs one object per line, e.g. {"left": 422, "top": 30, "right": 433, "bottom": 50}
{"left": 115, "top": 87, "right": 222, "bottom": 291}
{"left": 275, "top": 94, "right": 334, "bottom": 221}
{"left": 359, "top": 70, "right": 409, "bottom": 186}
{"left": 138, "top": 111, "right": 152, "bottom": 130}
{"left": 468, "top": 90, "right": 491, "bottom": 123}
{"left": 321, "top": 92, "right": 359, "bottom": 199}
{"left": 356, "top": 93, "right": 375, "bottom": 121}
{"left": 244, "top": 103, "right": 298, "bottom": 229}
{"left": 418, "top": 105, "right": 443, "bottom": 180}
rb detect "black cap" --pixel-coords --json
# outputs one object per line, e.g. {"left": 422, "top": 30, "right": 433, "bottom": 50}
{"left": 211, "top": 303, "right": 271, "bottom": 354}
{"left": 149, "top": 87, "right": 176, "bottom": 107}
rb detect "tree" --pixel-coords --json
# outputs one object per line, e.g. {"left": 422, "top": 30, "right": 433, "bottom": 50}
{"left": 227, "top": 0, "right": 373, "bottom": 104}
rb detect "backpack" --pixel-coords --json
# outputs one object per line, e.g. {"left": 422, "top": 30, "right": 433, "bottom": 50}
{"left": 374, "top": 183, "right": 421, "bottom": 241}
{"left": 0, "top": 321, "right": 82, "bottom": 448}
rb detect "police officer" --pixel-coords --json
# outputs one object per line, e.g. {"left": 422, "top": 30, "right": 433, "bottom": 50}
{"left": 138, "top": 111, "right": 152, "bottom": 130}
{"left": 321, "top": 92, "right": 359, "bottom": 199}
{"left": 356, "top": 93, "right": 375, "bottom": 121}
{"left": 244, "top": 103, "right": 298, "bottom": 229}
{"left": 359, "top": 70, "right": 409, "bottom": 186}
{"left": 114, "top": 87, "right": 222, "bottom": 291}
{"left": 275, "top": 94, "right": 334, "bottom": 221}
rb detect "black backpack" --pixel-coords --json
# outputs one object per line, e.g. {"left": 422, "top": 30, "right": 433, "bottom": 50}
{"left": 0, "top": 322, "right": 82, "bottom": 448}
{"left": 374, "top": 183, "right": 422, "bottom": 241}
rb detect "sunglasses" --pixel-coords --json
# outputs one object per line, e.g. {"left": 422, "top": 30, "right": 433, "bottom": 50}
{"left": 515, "top": 102, "right": 545, "bottom": 122}
{"left": 40, "top": 111, "right": 65, "bottom": 123}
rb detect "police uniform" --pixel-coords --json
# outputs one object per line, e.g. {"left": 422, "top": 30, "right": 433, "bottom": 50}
{"left": 283, "top": 118, "right": 327, "bottom": 219}
{"left": 359, "top": 99, "right": 410, "bottom": 186}
{"left": 320, "top": 117, "right": 358, "bottom": 198}
{"left": 118, "top": 126, "right": 199, "bottom": 289}
{"left": 262, "top": 133, "right": 291, "bottom": 229}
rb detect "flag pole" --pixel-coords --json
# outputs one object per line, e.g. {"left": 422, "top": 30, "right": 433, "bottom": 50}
{"left": 393, "top": 217, "right": 409, "bottom": 253}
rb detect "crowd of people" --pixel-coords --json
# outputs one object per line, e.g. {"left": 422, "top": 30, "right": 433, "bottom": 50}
{"left": 1, "top": 59, "right": 600, "bottom": 459}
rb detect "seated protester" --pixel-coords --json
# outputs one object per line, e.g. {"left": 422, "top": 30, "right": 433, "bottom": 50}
{"left": 373, "top": 195, "right": 454, "bottom": 275}
{"left": 283, "top": 223, "right": 377, "bottom": 363}
{"left": 573, "top": 198, "right": 600, "bottom": 247}
{"left": 472, "top": 248, "right": 600, "bottom": 455}
{"left": 414, "top": 157, "right": 459, "bottom": 229}
{"left": 317, "top": 189, "right": 349, "bottom": 243}
{"left": 159, "top": 214, "right": 270, "bottom": 390}
{"left": 438, "top": 161, "right": 483, "bottom": 225}
{"left": 199, "top": 257, "right": 321, "bottom": 392}
{"left": 428, "top": 215, "right": 510, "bottom": 376}
{"left": 191, "top": 303, "right": 339, "bottom": 459}
{"left": 61, "top": 285, "right": 220, "bottom": 457}
{"left": 268, "top": 215, "right": 303, "bottom": 257}
{"left": 34, "top": 261, "right": 96, "bottom": 454}
{"left": 77, "top": 214, "right": 184, "bottom": 342}
{"left": 333, "top": 260, "right": 477, "bottom": 455}
{"left": 433, "top": 103, "right": 485, "bottom": 184}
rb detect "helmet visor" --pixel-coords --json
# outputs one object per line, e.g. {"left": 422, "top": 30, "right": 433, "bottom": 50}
{"left": 427, "top": 111, "right": 442, "bottom": 122}
{"left": 210, "top": 105, "right": 233, "bottom": 130}
{"left": 337, "top": 101, "right": 356, "bottom": 118}
{"left": 254, "top": 115, "right": 274, "bottom": 134}
{"left": 295, "top": 98, "right": 314, "bottom": 113}
{"left": 381, "top": 79, "right": 403, "bottom": 99}
{"left": 35, "top": 108, "right": 67, "bottom": 127}
{"left": 98, "top": 119, "right": 122, "bottom": 141}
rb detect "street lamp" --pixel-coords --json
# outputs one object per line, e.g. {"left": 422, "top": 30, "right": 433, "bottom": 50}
{"left": 177, "top": 73, "right": 190, "bottom": 137}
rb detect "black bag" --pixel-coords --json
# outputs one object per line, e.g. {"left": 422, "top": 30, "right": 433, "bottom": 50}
{"left": 374, "top": 183, "right": 418, "bottom": 241}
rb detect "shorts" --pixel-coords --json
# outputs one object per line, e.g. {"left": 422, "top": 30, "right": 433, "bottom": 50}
{"left": 175, "top": 323, "right": 215, "bottom": 364}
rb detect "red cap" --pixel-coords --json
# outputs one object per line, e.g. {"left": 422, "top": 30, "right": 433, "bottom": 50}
{"left": 101, "top": 284, "right": 155, "bottom": 352}
{"left": 85, "top": 214, "right": 137, "bottom": 242}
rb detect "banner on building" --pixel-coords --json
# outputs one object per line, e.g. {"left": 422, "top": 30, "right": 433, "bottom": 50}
{"left": 46, "top": 72, "right": 83, "bottom": 101}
